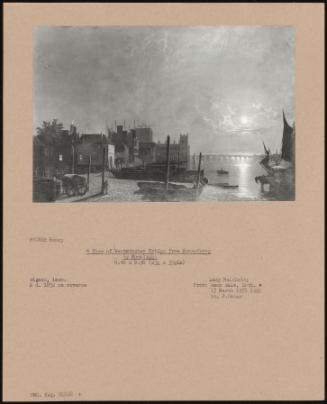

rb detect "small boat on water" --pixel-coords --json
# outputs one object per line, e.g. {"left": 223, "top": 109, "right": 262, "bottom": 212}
{"left": 212, "top": 182, "right": 239, "bottom": 189}
{"left": 222, "top": 184, "right": 238, "bottom": 189}
{"left": 217, "top": 169, "right": 229, "bottom": 175}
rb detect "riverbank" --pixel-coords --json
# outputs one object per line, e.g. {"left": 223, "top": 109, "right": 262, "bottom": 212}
{"left": 55, "top": 172, "right": 256, "bottom": 202}
{"left": 56, "top": 173, "right": 144, "bottom": 202}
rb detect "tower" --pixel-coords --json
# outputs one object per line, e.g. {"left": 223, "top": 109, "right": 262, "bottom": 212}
{"left": 179, "top": 133, "right": 190, "bottom": 168}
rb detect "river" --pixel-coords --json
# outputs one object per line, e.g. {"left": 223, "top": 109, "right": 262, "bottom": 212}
{"left": 56, "top": 155, "right": 293, "bottom": 202}
{"left": 196, "top": 155, "right": 276, "bottom": 201}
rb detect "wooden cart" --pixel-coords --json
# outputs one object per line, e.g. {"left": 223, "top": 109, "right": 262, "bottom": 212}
{"left": 62, "top": 174, "right": 88, "bottom": 197}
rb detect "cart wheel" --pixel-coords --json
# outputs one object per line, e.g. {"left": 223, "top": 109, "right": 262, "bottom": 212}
{"left": 66, "top": 186, "right": 75, "bottom": 197}
{"left": 78, "top": 186, "right": 87, "bottom": 195}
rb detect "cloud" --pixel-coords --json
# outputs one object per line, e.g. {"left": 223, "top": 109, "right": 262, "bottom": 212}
{"left": 34, "top": 26, "right": 294, "bottom": 153}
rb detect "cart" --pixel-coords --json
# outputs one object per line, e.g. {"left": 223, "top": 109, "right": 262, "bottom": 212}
{"left": 62, "top": 174, "right": 88, "bottom": 197}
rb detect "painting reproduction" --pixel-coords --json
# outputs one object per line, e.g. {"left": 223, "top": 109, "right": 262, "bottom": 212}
{"left": 33, "top": 26, "right": 295, "bottom": 202}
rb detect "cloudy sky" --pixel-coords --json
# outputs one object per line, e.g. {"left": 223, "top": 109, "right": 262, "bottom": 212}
{"left": 34, "top": 26, "right": 294, "bottom": 154}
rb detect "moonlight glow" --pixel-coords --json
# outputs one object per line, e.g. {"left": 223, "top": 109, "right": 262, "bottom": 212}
{"left": 34, "top": 26, "right": 295, "bottom": 154}
{"left": 240, "top": 116, "right": 249, "bottom": 124}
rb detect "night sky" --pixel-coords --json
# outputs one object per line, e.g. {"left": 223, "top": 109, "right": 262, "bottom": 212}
{"left": 34, "top": 26, "right": 294, "bottom": 154}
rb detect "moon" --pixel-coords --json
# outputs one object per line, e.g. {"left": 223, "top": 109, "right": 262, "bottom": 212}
{"left": 240, "top": 116, "right": 248, "bottom": 124}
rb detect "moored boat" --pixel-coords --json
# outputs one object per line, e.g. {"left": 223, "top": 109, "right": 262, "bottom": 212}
{"left": 213, "top": 182, "right": 238, "bottom": 189}
{"left": 255, "top": 111, "right": 295, "bottom": 199}
{"left": 135, "top": 181, "right": 205, "bottom": 201}
{"left": 130, "top": 136, "right": 206, "bottom": 201}
{"left": 112, "top": 163, "right": 205, "bottom": 183}
{"left": 217, "top": 168, "right": 229, "bottom": 175}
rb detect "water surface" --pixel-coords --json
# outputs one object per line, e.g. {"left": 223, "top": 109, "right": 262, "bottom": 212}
{"left": 195, "top": 155, "right": 270, "bottom": 201}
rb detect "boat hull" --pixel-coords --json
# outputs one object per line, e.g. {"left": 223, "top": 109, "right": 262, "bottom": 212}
{"left": 135, "top": 181, "right": 204, "bottom": 201}
{"left": 112, "top": 166, "right": 204, "bottom": 183}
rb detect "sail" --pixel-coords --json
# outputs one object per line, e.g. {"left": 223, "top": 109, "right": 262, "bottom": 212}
{"left": 281, "top": 110, "right": 294, "bottom": 162}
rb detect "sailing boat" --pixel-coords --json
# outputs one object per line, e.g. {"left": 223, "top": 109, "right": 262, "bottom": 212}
{"left": 255, "top": 110, "right": 295, "bottom": 199}
{"left": 281, "top": 110, "right": 295, "bottom": 163}
{"left": 270, "top": 111, "right": 295, "bottom": 171}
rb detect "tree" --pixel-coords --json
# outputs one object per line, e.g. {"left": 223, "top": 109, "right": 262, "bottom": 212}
{"left": 34, "top": 119, "right": 66, "bottom": 178}
{"left": 36, "top": 119, "right": 65, "bottom": 146}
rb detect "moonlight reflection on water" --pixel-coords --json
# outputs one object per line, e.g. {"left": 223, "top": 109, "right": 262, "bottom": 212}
{"left": 197, "top": 155, "right": 270, "bottom": 201}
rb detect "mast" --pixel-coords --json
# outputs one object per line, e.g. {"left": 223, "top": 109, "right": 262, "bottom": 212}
{"left": 165, "top": 136, "right": 170, "bottom": 191}
{"left": 196, "top": 153, "right": 202, "bottom": 189}
{"left": 262, "top": 141, "right": 270, "bottom": 156}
